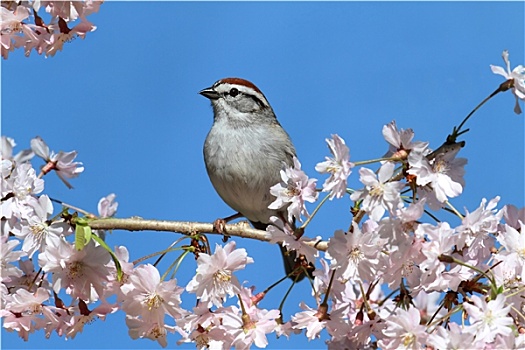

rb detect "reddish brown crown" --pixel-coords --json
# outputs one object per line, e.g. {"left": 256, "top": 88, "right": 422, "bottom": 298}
{"left": 218, "top": 78, "right": 262, "bottom": 94}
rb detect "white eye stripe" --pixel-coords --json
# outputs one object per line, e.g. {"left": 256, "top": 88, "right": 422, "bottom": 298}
{"left": 217, "top": 83, "right": 269, "bottom": 108}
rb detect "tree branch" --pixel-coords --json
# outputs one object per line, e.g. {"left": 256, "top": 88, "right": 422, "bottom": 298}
{"left": 87, "top": 217, "right": 329, "bottom": 251}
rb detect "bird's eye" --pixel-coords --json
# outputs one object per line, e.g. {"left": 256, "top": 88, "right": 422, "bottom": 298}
{"left": 229, "top": 88, "right": 239, "bottom": 97}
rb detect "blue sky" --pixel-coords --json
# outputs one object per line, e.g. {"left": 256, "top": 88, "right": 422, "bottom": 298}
{"left": 2, "top": 1, "right": 524, "bottom": 349}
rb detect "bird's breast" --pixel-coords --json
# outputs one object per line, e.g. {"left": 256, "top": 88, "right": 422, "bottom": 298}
{"left": 204, "top": 123, "right": 286, "bottom": 223}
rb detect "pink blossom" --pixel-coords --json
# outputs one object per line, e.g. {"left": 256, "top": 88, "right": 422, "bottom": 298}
{"left": 382, "top": 238, "right": 424, "bottom": 290}
{"left": 500, "top": 204, "right": 525, "bottom": 230}
{"left": 427, "top": 322, "right": 477, "bottom": 350}
{"left": 31, "top": 136, "right": 84, "bottom": 188}
{"left": 186, "top": 241, "right": 254, "bottom": 307}
{"left": 1, "top": 2, "right": 101, "bottom": 58}
{"left": 408, "top": 146, "right": 466, "bottom": 206}
{"left": 0, "top": 5, "right": 30, "bottom": 57}
{"left": 326, "top": 227, "right": 386, "bottom": 281}
{"left": 126, "top": 316, "right": 176, "bottom": 348}
{"left": 3, "top": 259, "right": 51, "bottom": 292}
{"left": 291, "top": 302, "right": 327, "bottom": 340}
{"left": 412, "top": 291, "right": 446, "bottom": 323}
{"left": 4, "top": 287, "right": 49, "bottom": 315}
{"left": 382, "top": 120, "right": 429, "bottom": 158}
{"left": 95, "top": 193, "right": 118, "bottom": 240}
{"left": 490, "top": 50, "right": 525, "bottom": 114}
{"left": 176, "top": 303, "right": 229, "bottom": 348}
{"left": 377, "top": 199, "right": 426, "bottom": 244}
{"left": 121, "top": 263, "right": 184, "bottom": 348}
{"left": 0, "top": 6, "right": 29, "bottom": 35}
{"left": 98, "top": 193, "right": 118, "bottom": 217}
{"left": 45, "top": 1, "right": 81, "bottom": 21}
{"left": 221, "top": 304, "right": 280, "bottom": 349}
{"left": 104, "top": 245, "right": 135, "bottom": 299}
{"left": 120, "top": 264, "right": 185, "bottom": 323}
{"left": 350, "top": 162, "right": 405, "bottom": 221}
{"left": 312, "top": 258, "right": 341, "bottom": 302}
{"left": 269, "top": 157, "right": 318, "bottom": 223}
{"left": 66, "top": 301, "right": 118, "bottom": 339}
{"left": 416, "top": 222, "right": 469, "bottom": 292}
{"left": 12, "top": 195, "right": 71, "bottom": 258}
{"left": 45, "top": 18, "right": 97, "bottom": 57}
{"left": 267, "top": 216, "right": 320, "bottom": 266}
{"left": 2, "top": 163, "right": 43, "bottom": 219}
{"left": 463, "top": 294, "right": 513, "bottom": 344}
{"left": 0, "top": 237, "right": 26, "bottom": 283}
{"left": 495, "top": 222, "right": 525, "bottom": 282}
{"left": 38, "top": 239, "right": 111, "bottom": 302}
{"left": 315, "top": 134, "right": 354, "bottom": 199}
{"left": 456, "top": 197, "right": 501, "bottom": 262}
{"left": 1, "top": 136, "right": 34, "bottom": 163}
{"left": 1, "top": 287, "right": 52, "bottom": 340}
{"left": 379, "top": 306, "right": 428, "bottom": 349}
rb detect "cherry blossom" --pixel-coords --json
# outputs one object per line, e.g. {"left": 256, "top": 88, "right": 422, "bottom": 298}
{"left": 416, "top": 222, "right": 470, "bottom": 292}
{"left": 65, "top": 300, "right": 118, "bottom": 339}
{"left": 0, "top": 238, "right": 26, "bottom": 283}
{"left": 0, "top": 287, "right": 50, "bottom": 341}
{"left": 31, "top": 136, "right": 84, "bottom": 188}
{"left": 350, "top": 161, "right": 405, "bottom": 221}
{"left": 0, "top": 6, "right": 29, "bottom": 34}
{"left": 2, "top": 163, "right": 44, "bottom": 219}
{"left": 291, "top": 302, "right": 328, "bottom": 340}
{"left": 408, "top": 145, "right": 467, "bottom": 206}
{"left": 126, "top": 317, "right": 176, "bottom": 348}
{"left": 382, "top": 237, "right": 424, "bottom": 290}
{"left": 456, "top": 196, "right": 501, "bottom": 262}
{"left": 267, "top": 216, "right": 320, "bottom": 265}
{"left": 500, "top": 203, "right": 525, "bottom": 230}
{"left": 382, "top": 120, "right": 429, "bottom": 159}
{"left": 325, "top": 226, "right": 386, "bottom": 281}
{"left": 427, "top": 322, "right": 478, "bottom": 350}
{"left": 377, "top": 199, "right": 425, "bottom": 244}
{"left": 221, "top": 304, "right": 280, "bottom": 349}
{"left": 1, "top": 136, "right": 33, "bottom": 163}
{"left": 94, "top": 193, "right": 118, "bottom": 240}
{"left": 38, "top": 239, "right": 111, "bottom": 302}
{"left": 176, "top": 303, "right": 229, "bottom": 348}
{"left": 186, "top": 241, "right": 254, "bottom": 307}
{"left": 491, "top": 50, "right": 525, "bottom": 114}
{"left": 120, "top": 264, "right": 186, "bottom": 323}
{"left": 98, "top": 193, "right": 118, "bottom": 217}
{"left": 463, "top": 294, "right": 514, "bottom": 344}
{"left": 104, "top": 245, "right": 135, "bottom": 299}
{"left": 269, "top": 157, "right": 318, "bottom": 222}
{"left": 379, "top": 306, "right": 428, "bottom": 349}
{"left": 1, "top": 1, "right": 102, "bottom": 59}
{"left": 11, "top": 195, "right": 71, "bottom": 258}
{"left": 3, "top": 259, "right": 50, "bottom": 293}
{"left": 0, "top": 5, "right": 30, "bottom": 58}
{"left": 495, "top": 222, "right": 525, "bottom": 281}
{"left": 315, "top": 134, "right": 354, "bottom": 199}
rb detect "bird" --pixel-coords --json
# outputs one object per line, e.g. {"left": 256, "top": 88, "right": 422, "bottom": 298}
{"left": 200, "top": 77, "right": 309, "bottom": 281}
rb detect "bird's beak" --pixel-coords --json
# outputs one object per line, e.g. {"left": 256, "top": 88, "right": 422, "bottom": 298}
{"left": 199, "top": 86, "right": 220, "bottom": 100}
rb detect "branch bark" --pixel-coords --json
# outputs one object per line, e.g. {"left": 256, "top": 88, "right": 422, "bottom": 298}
{"left": 87, "top": 217, "right": 328, "bottom": 251}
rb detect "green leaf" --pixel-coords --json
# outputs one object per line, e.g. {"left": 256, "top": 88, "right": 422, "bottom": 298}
{"left": 92, "top": 234, "right": 124, "bottom": 282}
{"left": 75, "top": 224, "right": 89, "bottom": 250}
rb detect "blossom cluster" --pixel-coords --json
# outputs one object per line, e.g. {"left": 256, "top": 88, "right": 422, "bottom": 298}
{"left": 1, "top": 1, "right": 102, "bottom": 59}
{"left": 1, "top": 50, "right": 524, "bottom": 348}
{"left": 0, "top": 136, "right": 284, "bottom": 347}
{"left": 266, "top": 127, "right": 524, "bottom": 348}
